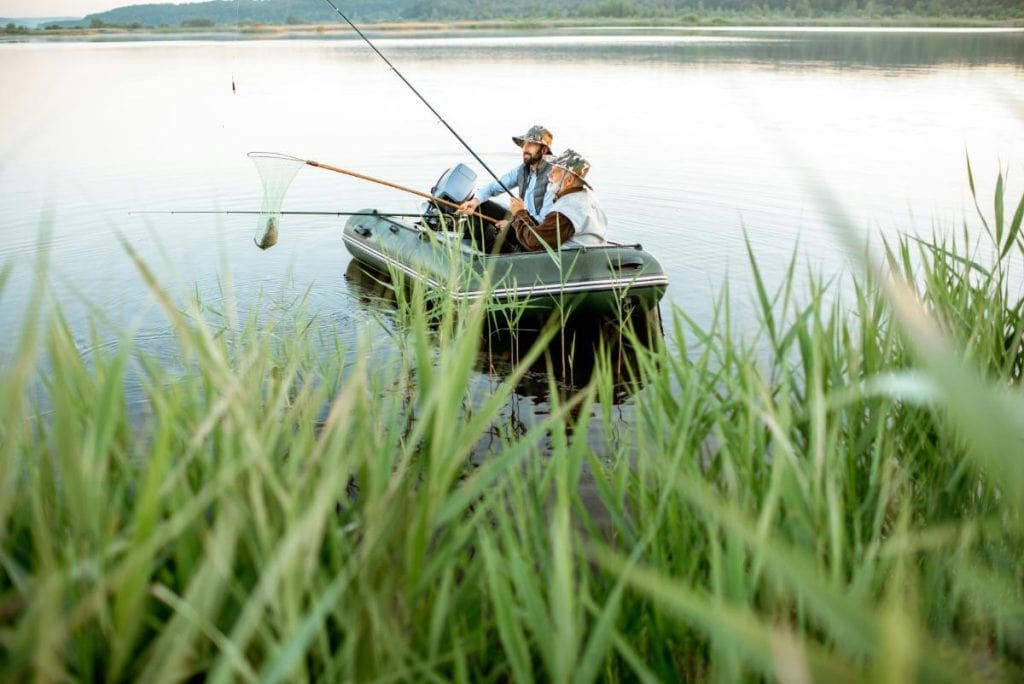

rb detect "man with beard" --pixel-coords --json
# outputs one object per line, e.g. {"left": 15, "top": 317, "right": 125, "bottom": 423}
{"left": 508, "top": 149, "right": 608, "bottom": 252}
{"left": 457, "top": 124, "right": 554, "bottom": 253}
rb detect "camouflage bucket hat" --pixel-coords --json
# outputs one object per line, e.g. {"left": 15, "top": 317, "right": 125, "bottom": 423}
{"left": 544, "top": 148, "right": 592, "bottom": 185}
{"left": 512, "top": 124, "right": 554, "bottom": 149}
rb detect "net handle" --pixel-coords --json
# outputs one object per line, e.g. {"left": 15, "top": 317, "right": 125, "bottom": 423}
{"left": 248, "top": 152, "right": 502, "bottom": 225}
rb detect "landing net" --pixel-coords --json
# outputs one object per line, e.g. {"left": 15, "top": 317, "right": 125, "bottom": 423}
{"left": 248, "top": 152, "right": 306, "bottom": 250}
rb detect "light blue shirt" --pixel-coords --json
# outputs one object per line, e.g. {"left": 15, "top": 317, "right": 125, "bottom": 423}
{"left": 473, "top": 164, "right": 555, "bottom": 222}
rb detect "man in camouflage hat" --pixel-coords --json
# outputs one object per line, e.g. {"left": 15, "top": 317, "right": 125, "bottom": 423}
{"left": 458, "top": 124, "right": 555, "bottom": 252}
{"left": 508, "top": 148, "right": 608, "bottom": 252}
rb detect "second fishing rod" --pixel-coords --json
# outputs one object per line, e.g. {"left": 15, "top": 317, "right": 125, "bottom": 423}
{"left": 315, "top": 0, "right": 514, "bottom": 198}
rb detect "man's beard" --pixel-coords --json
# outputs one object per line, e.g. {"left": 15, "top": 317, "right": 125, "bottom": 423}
{"left": 523, "top": 150, "right": 543, "bottom": 166}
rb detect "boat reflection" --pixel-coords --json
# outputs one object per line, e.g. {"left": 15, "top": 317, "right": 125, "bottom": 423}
{"left": 343, "top": 258, "right": 401, "bottom": 311}
{"left": 343, "top": 259, "right": 662, "bottom": 404}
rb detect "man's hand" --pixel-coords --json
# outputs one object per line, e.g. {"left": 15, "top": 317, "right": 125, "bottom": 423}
{"left": 458, "top": 197, "right": 480, "bottom": 215}
{"left": 508, "top": 197, "right": 525, "bottom": 215}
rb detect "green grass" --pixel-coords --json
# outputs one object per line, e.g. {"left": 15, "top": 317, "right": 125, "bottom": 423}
{"left": 1, "top": 169, "right": 1023, "bottom": 681}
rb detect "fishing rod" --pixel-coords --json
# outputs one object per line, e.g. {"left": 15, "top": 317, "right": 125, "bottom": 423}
{"left": 315, "top": 0, "right": 513, "bottom": 197}
{"left": 130, "top": 210, "right": 424, "bottom": 217}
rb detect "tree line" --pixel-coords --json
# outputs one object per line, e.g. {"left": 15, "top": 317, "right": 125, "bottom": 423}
{"left": 35, "top": 0, "right": 1023, "bottom": 29}
{"left": 398, "top": 0, "right": 1021, "bottom": 21}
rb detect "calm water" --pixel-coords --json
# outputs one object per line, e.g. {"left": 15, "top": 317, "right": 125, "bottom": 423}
{"left": 1, "top": 28, "right": 1023, "bottom": 424}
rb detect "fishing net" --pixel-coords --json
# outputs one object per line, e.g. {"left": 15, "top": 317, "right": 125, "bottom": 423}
{"left": 248, "top": 152, "right": 306, "bottom": 250}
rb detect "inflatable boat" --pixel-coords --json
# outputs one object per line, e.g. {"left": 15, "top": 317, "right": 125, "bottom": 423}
{"left": 341, "top": 165, "right": 669, "bottom": 320}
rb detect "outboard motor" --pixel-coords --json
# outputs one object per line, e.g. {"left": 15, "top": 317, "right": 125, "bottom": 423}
{"left": 422, "top": 163, "right": 476, "bottom": 231}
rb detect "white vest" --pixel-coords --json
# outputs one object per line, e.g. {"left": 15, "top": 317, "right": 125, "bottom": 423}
{"left": 554, "top": 188, "right": 608, "bottom": 248}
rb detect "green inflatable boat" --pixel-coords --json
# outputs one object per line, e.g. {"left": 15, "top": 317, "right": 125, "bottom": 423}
{"left": 342, "top": 210, "right": 669, "bottom": 320}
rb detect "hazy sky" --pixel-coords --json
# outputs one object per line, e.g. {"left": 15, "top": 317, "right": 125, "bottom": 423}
{"left": 0, "top": 1, "right": 168, "bottom": 18}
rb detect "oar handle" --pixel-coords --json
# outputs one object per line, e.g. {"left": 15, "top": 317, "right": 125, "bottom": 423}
{"left": 305, "top": 160, "right": 503, "bottom": 225}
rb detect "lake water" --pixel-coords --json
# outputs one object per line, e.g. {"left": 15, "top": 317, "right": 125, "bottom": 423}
{"left": 1, "top": 28, "right": 1023, "bottom": 427}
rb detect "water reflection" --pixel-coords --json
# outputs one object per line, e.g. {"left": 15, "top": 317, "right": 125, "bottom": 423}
{"left": 343, "top": 259, "right": 397, "bottom": 311}
{"left": 342, "top": 257, "right": 658, "bottom": 534}
{"left": 2, "top": 31, "right": 1020, "bottom": 409}
{"left": 358, "top": 29, "right": 1024, "bottom": 71}
{"left": 343, "top": 259, "right": 663, "bottom": 405}
{"left": 477, "top": 312, "right": 662, "bottom": 405}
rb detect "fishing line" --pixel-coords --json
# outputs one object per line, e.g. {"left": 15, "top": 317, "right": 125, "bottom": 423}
{"left": 231, "top": 0, "right": 240, "bottom": 93}
{"left": 239, "top": 3, "right": 515, "bottom": 250}
{"left": 314, "top": 0, "right": 512, "bottom": 197}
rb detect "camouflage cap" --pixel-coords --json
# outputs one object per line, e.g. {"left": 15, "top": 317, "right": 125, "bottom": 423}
{"left": 543, "top": 148, "right": 591, "bottom": 182}
{"left": 512, "top": 124, "right": 554, "bottom": 149}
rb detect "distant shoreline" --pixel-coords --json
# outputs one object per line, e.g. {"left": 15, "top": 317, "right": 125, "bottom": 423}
{"left": 3, "top": 16, "right": 1023, "bottom": 42}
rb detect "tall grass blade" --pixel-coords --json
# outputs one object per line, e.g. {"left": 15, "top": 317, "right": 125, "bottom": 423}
{"left": 1000, "top": 186, "right": 1024, "bottom": 260}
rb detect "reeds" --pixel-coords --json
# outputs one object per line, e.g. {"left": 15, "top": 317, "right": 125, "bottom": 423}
{"left": 1, "top": 171, "right": 1022, "bottom": 682}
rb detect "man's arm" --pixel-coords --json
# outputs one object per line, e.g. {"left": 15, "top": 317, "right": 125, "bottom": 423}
{"left": 473, "top": 166, "right": 520, "bottom": 204}
{"left": 459, "top": 166, "right": 520, "bottom": 215}
{"left": 511, "top": 209, "right": 576, "bottom": 252}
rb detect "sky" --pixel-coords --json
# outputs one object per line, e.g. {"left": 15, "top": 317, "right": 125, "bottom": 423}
{"left": 0, "top": 1, "right": 171, "bottom": 18}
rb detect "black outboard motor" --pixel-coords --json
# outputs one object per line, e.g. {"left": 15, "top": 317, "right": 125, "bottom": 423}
{"left": 422, "top": 163, "right": 476, "bottom": 231}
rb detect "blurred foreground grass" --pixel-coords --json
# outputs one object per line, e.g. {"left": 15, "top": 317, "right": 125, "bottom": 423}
{"left": 1, "top": 171, "right": 1023, "bottom": 682}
